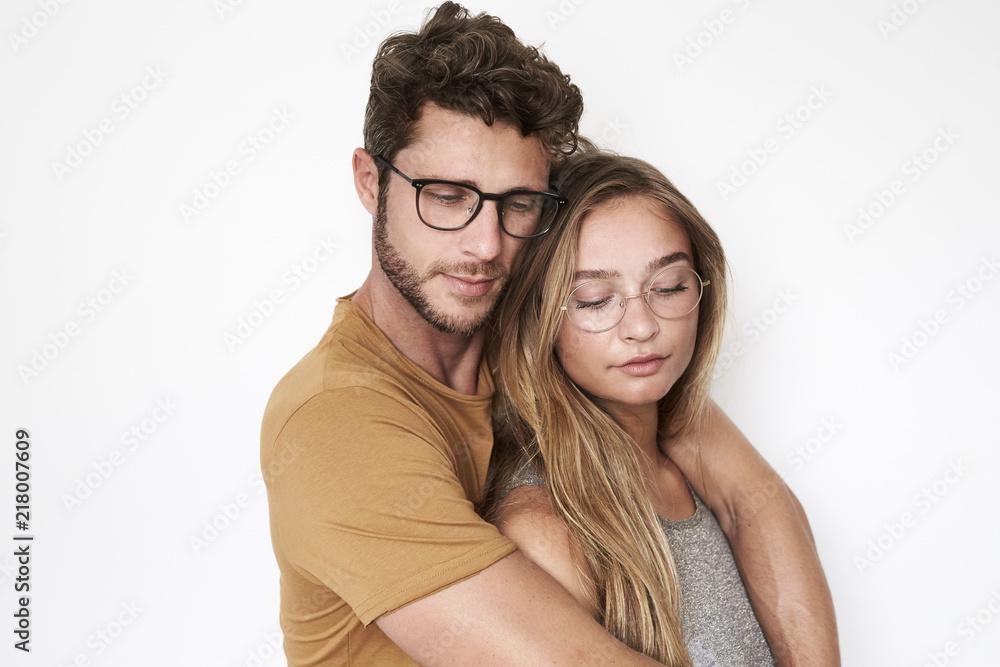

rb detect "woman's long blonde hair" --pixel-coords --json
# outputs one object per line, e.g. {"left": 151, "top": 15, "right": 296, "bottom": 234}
{"left": 481, "top": 149, "right": 728, "bottom": 665}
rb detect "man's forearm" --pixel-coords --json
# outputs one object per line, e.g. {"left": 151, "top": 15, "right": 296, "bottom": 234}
{"left": 377, "top": 550, "right": 663, "bottom": 666}
{"left": 727, "top": 469, "right": 840, "bottom": 666}
{"left": 663, "top": 400, "right": 840, "bottom": 666}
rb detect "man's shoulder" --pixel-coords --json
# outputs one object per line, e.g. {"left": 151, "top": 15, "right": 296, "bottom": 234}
{"left": 261, "top": 300, "right": 422, "bottom": 444}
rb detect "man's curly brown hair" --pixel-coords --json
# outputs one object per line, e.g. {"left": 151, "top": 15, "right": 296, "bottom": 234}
{"left": 364, "top": 2, "right": 583, "bottom": 180}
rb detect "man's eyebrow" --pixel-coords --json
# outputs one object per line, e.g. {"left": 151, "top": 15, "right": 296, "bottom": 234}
{"left": 420, "top": 174, "right": 480, "bottom": 188}
{"left": 421, "top": 176, "right": 550, "bottom": 193}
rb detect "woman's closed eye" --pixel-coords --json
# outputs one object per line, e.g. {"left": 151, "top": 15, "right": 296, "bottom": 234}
{"left": 574, "top": 296, "right": 615, "bottom": 310}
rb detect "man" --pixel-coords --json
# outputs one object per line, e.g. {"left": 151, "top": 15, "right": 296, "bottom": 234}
{"left": 261, "top": 3, "right": 838, "bottom": 665}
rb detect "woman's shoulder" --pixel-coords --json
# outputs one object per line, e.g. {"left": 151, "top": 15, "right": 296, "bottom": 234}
{"left": 500, "top": 459, "right": 546, "bottom": 497}
{"left": 493, "top": 470, "right": 600, "bottom": 617}
{"left": 494, "top": 479, "right": 564, "bottom": 549}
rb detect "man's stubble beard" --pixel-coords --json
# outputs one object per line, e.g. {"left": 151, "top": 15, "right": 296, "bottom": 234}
{"left": 373, "top": 191, "right": 509, "bottom": 337}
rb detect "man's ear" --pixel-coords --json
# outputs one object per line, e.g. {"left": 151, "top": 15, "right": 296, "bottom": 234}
{"left": 352, "top": 148, "right": 380, "bottom": 216}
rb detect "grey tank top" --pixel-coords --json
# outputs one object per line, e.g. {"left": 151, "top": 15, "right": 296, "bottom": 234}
{"left": 504, "top": 463, "right": 774, "bottom": 667}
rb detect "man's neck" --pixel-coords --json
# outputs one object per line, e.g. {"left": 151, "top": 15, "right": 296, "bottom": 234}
{"left": 353, "top": 274, "right": 485, "bottom": 396}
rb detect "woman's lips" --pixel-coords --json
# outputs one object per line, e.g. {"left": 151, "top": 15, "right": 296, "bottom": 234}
{"left": 617, "top": 355, "right": 667, "bottom": 377}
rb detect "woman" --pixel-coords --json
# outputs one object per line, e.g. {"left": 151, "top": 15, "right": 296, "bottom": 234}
{"left": 481, "top": 150, "right": 774, "bottom": 666}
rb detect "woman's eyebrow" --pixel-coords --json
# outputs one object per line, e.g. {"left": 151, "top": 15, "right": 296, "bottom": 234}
{"left": 645, "top": 252, "right": 693, "bottom": 274}
{"left": 572, "top": 252, "right": 693, "bottom": 283}
{"left": 572, "top": 268, "right": 619, "bottom": 282}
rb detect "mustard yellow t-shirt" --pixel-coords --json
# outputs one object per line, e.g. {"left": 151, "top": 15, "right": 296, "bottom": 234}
{"left": 261, "top": 296, "right": 515, "bottom": 666}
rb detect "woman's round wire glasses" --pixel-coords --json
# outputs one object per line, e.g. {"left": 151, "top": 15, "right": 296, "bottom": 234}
{"left": 561, "top": 266, "right": 710, "bottom": 333}
{"left": 375, "top": 155, "right": 566, "bottom": 239}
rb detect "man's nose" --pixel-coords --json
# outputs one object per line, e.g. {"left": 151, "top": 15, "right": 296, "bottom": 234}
{"left": 458, "top": 200, "right": 504, "bottom": 261}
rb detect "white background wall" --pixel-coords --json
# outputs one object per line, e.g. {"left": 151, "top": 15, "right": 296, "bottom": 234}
{"left": 2, "top": 1, "right": 998, "bottom": 665}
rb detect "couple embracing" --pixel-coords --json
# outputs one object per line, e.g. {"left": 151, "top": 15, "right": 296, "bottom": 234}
{"left": 261, "top": 4, "right": 838, "bottom": 665}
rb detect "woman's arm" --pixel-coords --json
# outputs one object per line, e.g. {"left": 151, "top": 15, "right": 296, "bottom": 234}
{"left": 662, "top": 399, "right": 840, "bottom": 667}
{"left": 493, "top": 484, "right": 601, "bottom": 619}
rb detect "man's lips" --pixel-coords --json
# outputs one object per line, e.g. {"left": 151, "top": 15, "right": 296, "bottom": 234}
{"left": 617, "top": 354, "right": 667, "bottom": 377}
{"left": 441, "top": 273, "right": 496, "bottom": 297}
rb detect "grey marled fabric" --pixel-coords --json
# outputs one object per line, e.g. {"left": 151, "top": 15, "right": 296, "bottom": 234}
{"left": 503, "top": 462, "right": 774, "bottom": 666}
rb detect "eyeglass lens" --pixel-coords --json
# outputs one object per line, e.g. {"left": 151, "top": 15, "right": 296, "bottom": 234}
{"left": 417, "top": 183, "right": 559, "bottom": 237}
{"left": 566, "top": 267, "right": 704, "bottom": 332}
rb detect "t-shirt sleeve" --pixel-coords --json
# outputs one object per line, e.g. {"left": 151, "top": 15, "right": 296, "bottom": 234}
{"left": 268, "top": 387, "right": 515, "bottom": 626}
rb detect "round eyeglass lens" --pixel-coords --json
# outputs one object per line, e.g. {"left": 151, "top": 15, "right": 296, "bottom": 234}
{"left": 565, "top": 266, "right": 705, "bottom": 332}
{"left": 565, "top": 280, "right": 621, "bottom": 332}
{"left": 645, "top": 267, "right": 704, "bottom": 319}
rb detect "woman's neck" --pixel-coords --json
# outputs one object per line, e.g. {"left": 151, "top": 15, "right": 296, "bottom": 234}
{"left": 604, "top": 402, "right": 663, "bottom": 468}
{"left": 605, "top": 401, "right": 695, "bottom": 520}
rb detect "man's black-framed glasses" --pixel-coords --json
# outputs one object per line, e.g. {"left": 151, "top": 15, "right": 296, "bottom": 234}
{"left": 375, "top": 155, "right": 566, "bottom": 239}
